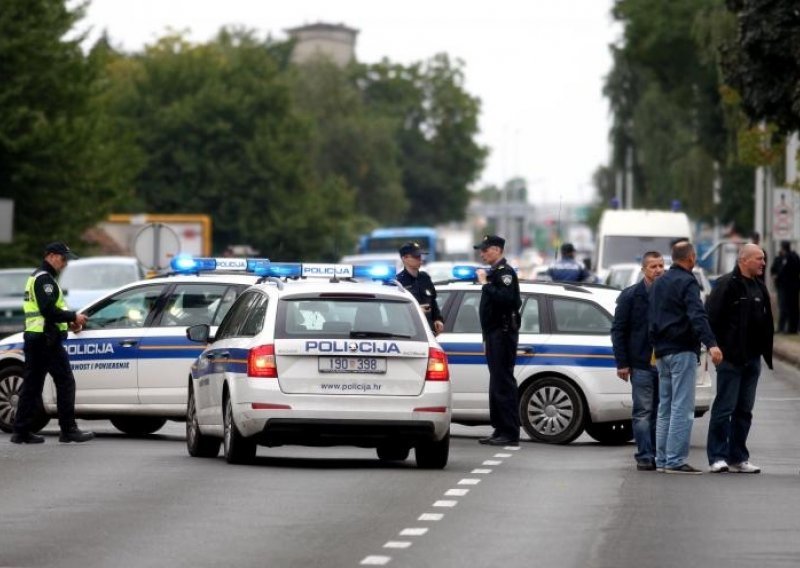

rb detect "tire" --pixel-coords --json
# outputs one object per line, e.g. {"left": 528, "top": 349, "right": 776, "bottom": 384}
{"left": 585, "top": 420, "right": 633, "bottom": 445}
{"left": 110, "top": 416, "right": 167, "bottom": 436}
{"left": 0, "top": 364, "right": 51, "bottom": 433}
{"left": 520, "top": 376, "right": 586, "bottom": 444}
{"left": 415, "top": 433, "right": 449, "bottom": 469}
{"left": 376, "top": 444, "right": 410, "bottom": 462}
{"left": 186, "top": 386, "right": 221, "bottom": 458}
{"left": 223, "top": 394, "right": 256, "bottom": 464}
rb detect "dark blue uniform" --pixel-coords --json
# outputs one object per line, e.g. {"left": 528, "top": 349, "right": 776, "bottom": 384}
{"left": 396, "top": 268, "right": 443, "bottom": 332}
{"left": 479, "top": 258, "right": 522, "bottom": 442}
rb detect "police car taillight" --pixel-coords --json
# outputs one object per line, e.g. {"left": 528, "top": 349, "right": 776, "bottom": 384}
{"left": 425, "top": 348, "right": 449, "bottom": 381}
{"left": 248, "top": 344, "right": 277, "bottom": 378}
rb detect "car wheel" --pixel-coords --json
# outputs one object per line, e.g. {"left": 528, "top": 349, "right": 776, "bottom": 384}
{"left": 584, "top": 420, "right": 633, "bottom": 445}
{"left": 223, "top": 394, "right": 256, "bottom": 464}
{"left": 376, "top": 444, "right": 410, "bottom": 462}
{"left": 186, "top": 385, "right": 220, "bottom": 458}
{"left": 0, "top": 364, "right": 50, "bottom": 433}
{"left": 110, "top": 416, "right": 167, "bottom": 436}
{"left": 415, "top": 433, "right": 449, "bottom": 469}
{"left": 520, "top": 377, "right": 585, "bottom": 444}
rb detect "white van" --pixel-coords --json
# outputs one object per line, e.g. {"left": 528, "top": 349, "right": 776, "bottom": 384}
{"left": 594, "top": 209, "right": 692, "bottom": 281}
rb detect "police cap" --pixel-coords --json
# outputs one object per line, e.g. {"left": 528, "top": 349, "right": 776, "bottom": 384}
{"left": 44, "top": 241, "right": 78, "bottom": 260}
{"left": 473, "top": 234, "right": 505, "bottom": 250}
{"left": 398, "top": 241, "right": 427, "bottom": 257}
{"left": 560, "top": 242, "right": 576, "bottom": 255}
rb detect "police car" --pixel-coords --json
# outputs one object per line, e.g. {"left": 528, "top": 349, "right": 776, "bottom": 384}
{"left": 184, "top": 262, "right": 451, "bottom": 468}
{"left": 434, "top": 267, "right": 713, "bottom": 444}
{"left": 0, "top": 257, "right": 265, "bottom": 435}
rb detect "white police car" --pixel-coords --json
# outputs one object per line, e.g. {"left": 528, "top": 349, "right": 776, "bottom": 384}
{"left": 0, "top": 257, "right": 265, "bottom": 435}
{"left": 434, "top": 266, "right": 713, "bottom": 444}
{"left": 184, "top": 262, "right": 452, "bottom": 468}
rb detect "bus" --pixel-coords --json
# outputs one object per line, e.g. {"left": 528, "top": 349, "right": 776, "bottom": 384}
{"left": 358, "top": 227, "right": 439, "bottom": 261}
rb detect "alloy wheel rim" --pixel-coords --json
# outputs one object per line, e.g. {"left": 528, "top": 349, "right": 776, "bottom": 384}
{"left": 527, "top": 385, "right": 574, "bottom": 436}
{"left": 0, "top": 374, "right": 22, "bottom": 427}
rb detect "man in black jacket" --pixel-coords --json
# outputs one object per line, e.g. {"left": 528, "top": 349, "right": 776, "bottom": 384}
{"left": 706, "top": 244, "right": 773, "bottom": 474}
{"left": 649, "top": 241, "right": 723, "bottom": 474}
{"left": 11, "top": 242, "right": 93, "bottom": 444}
{"left": 474, "top": 235, "right": 522, "bottom": 446}
{"left": 396, "top": 241, "right": 444, "bottom": 334}
{"left": 611, "top": 251, "right": 665, "bottom": 471}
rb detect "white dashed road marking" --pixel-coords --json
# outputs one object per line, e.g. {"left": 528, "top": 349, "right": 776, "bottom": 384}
{"left": 359, "top": 441, "right": 521, "bottom": 565}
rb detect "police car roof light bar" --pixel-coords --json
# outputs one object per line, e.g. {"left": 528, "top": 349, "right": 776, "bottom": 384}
{"left": 169, "top": 255, "right": 272, "bottom": 275}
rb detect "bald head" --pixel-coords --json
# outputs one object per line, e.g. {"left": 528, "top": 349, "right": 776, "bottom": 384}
{"left": 738, "top": 243, "right": 765, "bottom": 279}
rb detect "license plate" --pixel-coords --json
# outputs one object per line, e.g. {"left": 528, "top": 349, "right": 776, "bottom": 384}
{"left": 318, "top": 357, "right": 387, "bottom": 374}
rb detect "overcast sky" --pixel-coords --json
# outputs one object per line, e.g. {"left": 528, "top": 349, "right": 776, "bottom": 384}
{"left": 82, "top": 0, "right": 621, "bottom": 205}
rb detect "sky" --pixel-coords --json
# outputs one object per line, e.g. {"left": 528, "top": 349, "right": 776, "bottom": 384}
{"left": 81, "top": 0, "right": 621, "bottom": 206}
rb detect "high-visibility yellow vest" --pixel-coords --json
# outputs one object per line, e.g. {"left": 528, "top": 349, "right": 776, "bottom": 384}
{"left": 23, "top": 271, "right": 68, "bottom": 333}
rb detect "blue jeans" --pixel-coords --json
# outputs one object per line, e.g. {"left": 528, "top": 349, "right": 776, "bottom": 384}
{"left": 655, "top": 352, "right": 697, "bottom": 469}
{"left": 631, "top": 367, "right": 659, "bottom": 463}
{"left": 706, "top": 358, "right": 761, "bottom": 465}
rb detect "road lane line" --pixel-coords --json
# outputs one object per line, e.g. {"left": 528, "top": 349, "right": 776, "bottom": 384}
{"left": 458, "top": 478, "right": 481, "bottom": 485}
{"left": 471, "top": 468, "right": 492, "bottom": 474}
{"left": 360, "top": 555, "right": 391, "bottom": 565}
{"left": 483, "top": 460, "right": 502, "bottom": 465}
{"left": 433, "top": 500, "right": 458, "bottom": 507}
{"left": 399, "top": 528, "right": 429, "bottom": 536}
{"left": 494, "top": 453, "right": 512, "bottom": 457}
{"left": 384, "top": 542, "right": 412, "bottom": 549}
{"left": 418, "top": 513, "right": 444, "bottom": 521}
{"left": 445, "top": 488, "right": 469, "bottom": 496}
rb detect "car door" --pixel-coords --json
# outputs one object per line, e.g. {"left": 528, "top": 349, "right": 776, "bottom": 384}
{"left": 194, "top": 290, "right": 266, "bottom": 426}
{"left": 63, "top": 283, "right": 167, "bottom": 406}
{"left": 137, "top": 282, "right": 246, "bottom": 406}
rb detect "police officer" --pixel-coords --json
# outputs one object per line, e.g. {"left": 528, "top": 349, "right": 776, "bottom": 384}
{"left": 396, "top": 241, "right": 444, "bottom": 334}
{"left": 474, "top": 235, "right": 522, "bottom": 446}
{"left": 11, "top": 242, "right": 94, "bottom": 444}
{"left": 547, "top": 242, "right": 592, "bottom": 282}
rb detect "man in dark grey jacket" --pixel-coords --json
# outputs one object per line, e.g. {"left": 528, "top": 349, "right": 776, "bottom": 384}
{"left": 649, "top": 241, "right": 723, "bottom": 474}
{"left": 706, "top": 244, "right": 773, "bottom": 474}
{"left": 611, "top": 251, "right": 665, "bottom": 471}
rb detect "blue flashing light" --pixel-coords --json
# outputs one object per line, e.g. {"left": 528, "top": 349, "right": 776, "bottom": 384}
{"left": 170, "top": 256, "right": 217, "bottom": 273}
{"left": 452, "top": 265, "right": 480, "bottom": 280}
{"left": 246, "top": 258, "right": 271, "bottom": 276}
{"left": 353, "top": 263, "right": 394, "bottom": 280}
{"left": 267, "top": 263, "right": 303, "bottom": 278}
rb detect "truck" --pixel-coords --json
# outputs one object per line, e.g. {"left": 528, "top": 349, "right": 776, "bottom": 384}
{"left": 594, "top": 209, "right": 693, "bottom": 281}
{"left": 357, "top": 226, "right": 440, "bottom": 261}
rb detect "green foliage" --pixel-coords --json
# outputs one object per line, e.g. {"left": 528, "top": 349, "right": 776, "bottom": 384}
{"left": 605, "top": 0, "right": 756, "bottom": 229}
{"left": 721, "top": 0, "right": 800, "bottom": 135}
{"left": 0, "top": 0, "right": 132, "bottom": 265}
{"left": 356, "top": 55, "right": 487, "bottom": 225}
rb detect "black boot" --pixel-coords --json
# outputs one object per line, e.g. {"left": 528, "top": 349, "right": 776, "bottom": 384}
{"left": 10, "top": 432, "right": 45, "bottom": 444}
{"left": 59, "top": 428, "right": 95, "bottom": 443}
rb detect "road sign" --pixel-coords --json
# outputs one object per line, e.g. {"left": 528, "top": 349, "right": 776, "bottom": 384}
{"left": 772, "top": 188, "right": 799, "bottom": 241}
{"left": 133, "top": 223, "right": 181, "bottom": 271}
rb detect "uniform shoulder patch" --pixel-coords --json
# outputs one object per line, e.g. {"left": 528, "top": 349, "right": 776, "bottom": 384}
{"left": 43, "top": 283, "right": 54, "bottom": 295}
{"left": 502, "top": 274, "right": 513, "bottom": 286}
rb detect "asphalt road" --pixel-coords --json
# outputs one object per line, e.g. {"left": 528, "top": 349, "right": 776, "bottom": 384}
{"left": 1, "top": 362, "right": 799, "bottom": 568}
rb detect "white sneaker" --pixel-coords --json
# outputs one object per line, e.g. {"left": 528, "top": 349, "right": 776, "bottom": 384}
{"left": 729, "top": 461, "right": 761, "bottom": 474}
{"left": 709, "top": 460, "right": 729, "bottom": 473}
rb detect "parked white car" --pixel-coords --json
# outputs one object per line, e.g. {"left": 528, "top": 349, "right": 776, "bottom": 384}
{"left": 604, "top": 262, "right": 712, "bottom": 303}
{"left": 60, "top": 256, "right": 146, "bottom": 310}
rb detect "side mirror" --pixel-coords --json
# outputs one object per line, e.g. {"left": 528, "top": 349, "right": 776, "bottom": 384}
{"left": 186, "top": 324, "right": 212, "bottom": 343}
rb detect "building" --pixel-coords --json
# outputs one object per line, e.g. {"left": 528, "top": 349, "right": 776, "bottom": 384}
{"left": 286, "top": 23, "right": 359, "bottom": 67}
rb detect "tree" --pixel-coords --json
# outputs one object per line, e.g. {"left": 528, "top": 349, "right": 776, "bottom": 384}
{"left": 357, "top": 54, "right": 487, "bottom": 225}
{"left": 721, "top": 0, "right": 800, "bottom": 134}
{"left": 102, "top": 30, "right": 361, "bottom": 259}
{"left": 0, "top": 0, "right": 133, "bottom": 265}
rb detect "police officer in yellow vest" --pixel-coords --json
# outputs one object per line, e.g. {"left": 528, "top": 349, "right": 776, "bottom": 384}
{"left": 11, "top": 242, "right": 94, "bottom": 444}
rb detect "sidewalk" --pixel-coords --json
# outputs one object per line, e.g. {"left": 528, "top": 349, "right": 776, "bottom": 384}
{"left": 773, "top": 333, "right": 800, "bottom": 368}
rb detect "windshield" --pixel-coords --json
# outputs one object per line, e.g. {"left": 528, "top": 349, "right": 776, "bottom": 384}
{"left": 601, "top": 236, "right": 683, "bottom": 269}
{"left": 276, "top": 297, "right": 427, "bottom": 340}
{"left": 60, "top": 263, "right": 141, "bottom": 291}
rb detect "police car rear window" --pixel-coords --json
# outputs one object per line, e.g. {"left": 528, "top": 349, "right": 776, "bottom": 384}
{"left": 275, "top": 298, "right": 427, "bottom": 340}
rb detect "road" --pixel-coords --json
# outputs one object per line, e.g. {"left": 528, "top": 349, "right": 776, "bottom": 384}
{"left": 2, "top": 361, "right": 800, "bottom": 568}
